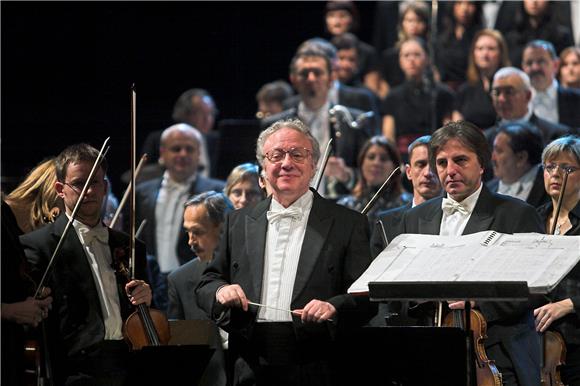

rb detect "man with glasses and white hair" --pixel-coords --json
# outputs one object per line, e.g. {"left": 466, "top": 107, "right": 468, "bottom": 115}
{"left": 196, "top": 119, "right": 374, "bottom": 386}
{"left": 136, "top": 123, "right": 225, "bottom": 311}
{"left": 484, "top": 66, "right": 571, "bottom": 149}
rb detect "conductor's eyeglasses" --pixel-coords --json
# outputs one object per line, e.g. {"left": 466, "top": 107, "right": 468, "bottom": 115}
{"left": 543, "top": 163, "right": 579, "bottom": 175}
{"left": 264, "top": 147, "right": 311, "bottom": 164}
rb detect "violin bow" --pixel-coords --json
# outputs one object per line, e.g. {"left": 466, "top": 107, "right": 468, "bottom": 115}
{"left": 34, "top": 137, "right": 111, "bottom": 299}
{"left": 313, "top": 138, "right": 333, "bottom": 191}
{"left": 361, "top": 166, "right": 401, "bottom": 216}
{"left": 129, "top": 84, "right": 137, "bottom": 280}
{"left": 109, "top": 153, "right": 148, "bottom": 229}
{"left": 550, "top": 167, "right": 571, "bottom": 235}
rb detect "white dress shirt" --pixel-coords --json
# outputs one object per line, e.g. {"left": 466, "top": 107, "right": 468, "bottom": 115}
{"left": 532, "top": 80, "right": 559, "bottom": 124}
{"left": 259, "top": 190, "right": 313, "bottom": 322}
{"left": 439, "top": 184, "right": 483, "bottom": 237}
{"left": 155, "top": 171, "right": 196, "bottom": 273}
{"left": 72, "top": 217, "right": 123, "bottom": 340}
{"left": 497, "top": 164, "right": 539, "bottom": 202}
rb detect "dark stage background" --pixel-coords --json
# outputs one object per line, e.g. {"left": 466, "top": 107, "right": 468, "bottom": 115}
{"left": 1, "top": 1, "right": 377, "bottom": 197}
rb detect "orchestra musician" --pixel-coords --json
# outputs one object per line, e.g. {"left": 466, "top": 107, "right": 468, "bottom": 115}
{"left": 534, "top": 136, "right": 580, "bottom": 386}
{"left": 1, "top": 199, "right": 53, "bottom": 385}
{"left": 398, "top": 121, "right": 544, "bottom": 386}
{"left": 195, "top": 119, "right": 375, "bottom": 386}
{"left": 20, "top": 143, "right": 152, "bottom": 386}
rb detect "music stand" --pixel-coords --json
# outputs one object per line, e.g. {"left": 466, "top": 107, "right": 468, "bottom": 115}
{"left": 368, "top": 281, "right": 530, "bottom": 386}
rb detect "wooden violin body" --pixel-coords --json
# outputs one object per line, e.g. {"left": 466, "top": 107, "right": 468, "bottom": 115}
{"left": 443, "top": 309, "right": 502, "bottom": 386}
{"left": 541, "top": 330, "right": 566, "bottom": 386}
{"left": 123, "top": 304, "right": 170, "bottom": 350}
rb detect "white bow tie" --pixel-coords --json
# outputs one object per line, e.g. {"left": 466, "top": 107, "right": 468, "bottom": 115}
{"left": 441, "top": 198, "right": 470, "bottom": 215}
{"left": 266, "top": 206, "right": 303, "bottom": 224}
{"left": 79, "top": 226, "right": 109, "bottom": 245}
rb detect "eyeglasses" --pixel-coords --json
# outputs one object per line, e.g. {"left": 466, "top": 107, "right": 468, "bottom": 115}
{"left": 64, "top": 179, "right": 104, "bottom": 192}
{"left": 264, "top": 147, "right": 311, "bottom": 164}
{"left": 543, "top": 163, "right": 579, "bottom": 175}
{"left": 296, "top": 68, "right": 326, "bottom": 80}
{"left": 490, "top": 87, "right": 524, "bottom": 98}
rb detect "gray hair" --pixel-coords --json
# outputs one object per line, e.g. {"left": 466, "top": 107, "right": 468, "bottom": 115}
{"left": 542, "top": 136, "right": 580, "bottom": 165}
{"left": 172, "top": 88, "right": 216, "bottom": 123}
{"left": 184, "top": 190, "right": 233, "bottom": 226}
{"left": 255, "top": 119, "right": 321, "bottom": 168}
{"left": 493, "top": 67, "right": 532, "bottom": 91}
{"left": 160, "top": 123, "right": 202, "bottom": 148}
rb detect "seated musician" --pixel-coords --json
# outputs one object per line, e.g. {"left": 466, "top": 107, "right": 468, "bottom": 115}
{"left": 20, "top": 143, "right": 152, "bottom": 386}
{"left": 399, "top": 121, "right": 544, "bottom": 386}
{"left": 195, "top": 119, "right": 375, "bottom": 386}
{"left": 534, "top": 136, "right": 580, "bottom": 385}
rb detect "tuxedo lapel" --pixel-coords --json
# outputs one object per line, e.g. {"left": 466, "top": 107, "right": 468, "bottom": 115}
{"left": 418, "top": 198, "right": 444, "bottom": 235}
{"left": 292, "top": 194, "right": 333, "bottom": 303}
{"left": 463, "top": 186, "right": 494, "bottom": 235}
{"left": 244, "top": 198, "right": 270, "bottom": 301}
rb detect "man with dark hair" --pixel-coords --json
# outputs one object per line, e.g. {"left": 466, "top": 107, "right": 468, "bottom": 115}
{"left": 370, "top": 135, "right": 442, "bottom": 256}
{"left": 141, "top": 88, "right": 219, "bottom": 178}
{"left": 487, "top": 122, "right": 549, "bottom": 208}
{"left": 167, "top": 191, "right": 233, "bottom": 386}
{"left": 330, "top": 32, "right": 362, "bottom": 87}
{"left": 136, "top": 124, "right": 225, "bottom": 311}
{"left": 265, "top": 47, "right": 370, "bottom": 199}
{"left": 398, "top": 121, "right": 544, "bottom": 386}
{"left": 20, "top": 143, "right": 152, "bottom": 385}
{"left": 522, "top": 40, "right": 580, "bottom": 129}
{"left": 196, "top": 119, "right": 374, "bottom": 385}
{"left": 255, "top": 80, "right": 294, "bottom": 120}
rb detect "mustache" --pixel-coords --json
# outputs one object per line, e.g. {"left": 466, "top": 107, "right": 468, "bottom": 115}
{"left": 529, "top": 71, "right": 545, "bottom": 78}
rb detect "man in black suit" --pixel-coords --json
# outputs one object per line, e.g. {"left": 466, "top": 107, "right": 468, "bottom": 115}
{"left": 265, "top": 47, "right": 369, "bottom": 199}
{"left": 20, "top": 143, "right": 152, "bottom": 386}
{"left": 399, "top": 121, "right": 544, "bottom": 386}
{"left": 167, "top": 191, "right": 233, "bottom": 386}
{"left": 487, "top": 122, "right": 549, "bottom": 209}
{"left": 136, "top": 123, "right": 225, "bottom": 311}
{"left": 522, "top": 40, "right": 580, "bottom": 130}
{"left": 285, "top": 37, "right": 382, "bottom": 136}
{"left": 195, "top": 119, "right": 374, "bottom": 386}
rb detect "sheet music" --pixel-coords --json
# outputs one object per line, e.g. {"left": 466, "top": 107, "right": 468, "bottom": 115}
{"left": 349, "top": 231, "right": 580, "bottom": 295}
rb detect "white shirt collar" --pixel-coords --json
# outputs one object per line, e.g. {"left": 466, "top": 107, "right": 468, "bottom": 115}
{"left": 161, "top": 170, "right": 196, "bottom": 191}
{"left": 270, "top": 189, "right": 314, "bottom": 212}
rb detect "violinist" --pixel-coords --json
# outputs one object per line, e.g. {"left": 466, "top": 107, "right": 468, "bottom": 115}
{"left": 398, "top": 121, "right": 544, "bottom": 386}
{"left": 20, "top": 143, "right": 152, "bottom": 386}
{"left": 1, "top": 199, "right": 52, "bottom": 385}
{"left": 534, "top": 136, "right": 580, "bottom": 386}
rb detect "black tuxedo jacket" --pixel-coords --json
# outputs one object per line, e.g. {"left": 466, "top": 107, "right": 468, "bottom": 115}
{"left": 558, "top": 85, "right": 580, "bottom": 130}
{"left": 196, "top": 190, "right": 374, "bottom": 344}
{"left": 400, "top": 185, "right": 544, "bottom": 386}
{"left": 370, "top": 202, "right": 413, "bottom": 258}
{"left": 135, "top": 175, "right": 225, "bottom": 267}
{"left": 486, "top": 166, "right": 550, "bottom": 209}
{"left": 262, "top": 106, "right": 369, "bottom": 170}
{"left": 19, "top": 215, "right": 147, "bottom": 380}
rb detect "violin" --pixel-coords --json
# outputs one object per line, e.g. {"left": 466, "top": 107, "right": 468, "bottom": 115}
{"left": 443, "top": 308, "right": 502, "bottom": 386}
{"left": 114, "top": 258, "right": 170, "bottom": 350}
{"left": 118, "top": 84, "right": 170, "bottom": 350}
